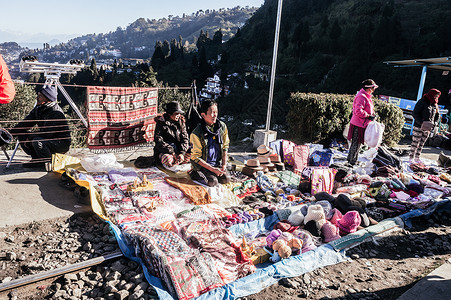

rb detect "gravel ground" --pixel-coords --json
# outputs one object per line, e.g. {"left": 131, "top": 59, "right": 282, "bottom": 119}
{"left": 0, "top": 209, "right": 450, "bottom": 300}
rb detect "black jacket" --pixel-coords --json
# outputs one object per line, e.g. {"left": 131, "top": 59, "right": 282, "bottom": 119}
{"left": 10, "top": 101, "right": 71, "bottom": 144}
{"left": 412, "top": 97, "right": 439, "bottom": 128}
{"left": 153, "top": 113, "right": 189, "bottom": 158}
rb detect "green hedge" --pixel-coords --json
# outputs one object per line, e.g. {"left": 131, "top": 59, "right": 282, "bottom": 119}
{"left": 286, "top": 92, "right": 405, "bottom": 146}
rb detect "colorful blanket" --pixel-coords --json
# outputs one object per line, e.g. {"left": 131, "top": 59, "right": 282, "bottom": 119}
{"left": 87, "top": 86, "right": 158, "bottom": 151}
{"left": 165, "top": 177, "right": 211, "bottom": 205}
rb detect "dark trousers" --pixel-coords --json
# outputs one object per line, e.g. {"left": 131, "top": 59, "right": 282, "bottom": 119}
{"left": 189, "top": 166, "right": 231, "bottom": 187}
{"left": 20, "top": 136, "right": 70, "bottom": 159}
{"left": 347, "top": 126, "right": 361, "bottom": 165}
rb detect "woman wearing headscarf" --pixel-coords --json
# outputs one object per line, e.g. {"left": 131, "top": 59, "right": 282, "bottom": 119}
{"left": 347, "top": 79, "right": 378, "bottom": 165}
{"left": 410, "top": 88, "right": 441, "bottom": 161}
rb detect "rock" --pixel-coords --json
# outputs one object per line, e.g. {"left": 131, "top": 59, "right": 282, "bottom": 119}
{"left": 134, "top": 282, "right": 149, "bottom": 292}
{"left": 115, "top": 290, "right": 130, "bottom": 300}
{"left": 350, "top": 254, "right": 359, "bottom": 259}
{"left": 106, "top": 271, "right": 122, "bottom": 281}
{"left": 83, "top": 242, "right": 92, "bottom": 251}
{"left": 129, "top": 289, "right": 145, "bottom": 300}
{"left": 1, "top": 277, "right": 12, "bottom": 283}
{"left": 103, "top": 224, "right": 111, "bottom": 235}
{"left": 0, "top": 232, "right": 6, "bottom": 239}
{"left": 298, "top": 290, "right": 310, "bottom": 298}
{"left": 5, "top": 236, "right": 15, "bottom": 243}
{"left": 72, "top": 288, "right": 82, "bottom": 298}
{"left": 105, "top": 285, "right": 118, "bottom": 294}
{"left": 6, "top": 251, "right": 17, "bottom": 261}
{"left": 279, "top": 278, "right": 299, "bottom": 289}
{"left": 64, "top": 273, "right": 78, "bottom": 282}
{"left": 53, "top": 289, "right": 67, "bottom": 298}
{"left": 83, "top": 233, "right": 95, "bottom": 241}
{"left": 347, "top": 288, "right": 357, "bottom": 294}
{"left": 303, "top": 273, "right": 311, "bottom": 285}
{"left": 110, "top": 261, "right": 126, "bottom": 273}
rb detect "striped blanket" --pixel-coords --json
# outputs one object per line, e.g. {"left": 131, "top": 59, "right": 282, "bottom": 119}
{"left": 87, "top": 86, "right": 158, "bottom": 151}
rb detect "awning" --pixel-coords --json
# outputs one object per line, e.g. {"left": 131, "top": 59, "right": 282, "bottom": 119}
{"left": 384, "top": 57, "right": 451, "bottom": 71}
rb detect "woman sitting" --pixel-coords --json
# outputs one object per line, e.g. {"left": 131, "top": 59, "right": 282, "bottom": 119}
{"left": 153, "top": 101, "right": 190, "bottom": 168}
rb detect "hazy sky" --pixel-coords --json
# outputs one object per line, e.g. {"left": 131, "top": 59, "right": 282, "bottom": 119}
{"left": 1, "top": 0, "right": 264, "bottom": 37}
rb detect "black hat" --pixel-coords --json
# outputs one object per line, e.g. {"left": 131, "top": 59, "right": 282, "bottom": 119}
{"left": 165, "top": 101, "right": 184, "bottom": 115}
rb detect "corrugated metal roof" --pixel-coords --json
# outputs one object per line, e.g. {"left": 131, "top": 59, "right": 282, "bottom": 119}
{"left": 384, "top": 57, "right": 451, "bottom": 71}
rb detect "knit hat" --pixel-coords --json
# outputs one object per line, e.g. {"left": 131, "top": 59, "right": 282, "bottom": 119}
{"left": 337, "top": 211, "right": 361, "bottom": 235}
{"left": 304, "top": 204, "right": 326, "bottom": 226}
{"left": 424, "top": 88, "right": 441, "bottom": 104}
{"left": 304, "top": 220, "right": 322, "bottom": 237}
{"left": 329, "top": 208, "right": 343, "bottom": 225}
{"left": 314, "top": 192, "right": 336, "bottom": 204}
{"left": 315, "top": 200, "right": 333, "bottom": 219}
{"left": 293, "top": 229, "right": 317, "bottom": 253}
{"left": 287, "top": 209, "right": 305, "bottom": 226}
{"left": 321, "top": 221, "right": 341, "bottom": 243}
{"left": 40, "top": 85, "right": 57, "bottom": 102}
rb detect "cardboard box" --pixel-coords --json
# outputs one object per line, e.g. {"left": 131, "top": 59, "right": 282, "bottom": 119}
{"left": 251, "top": 247, "right": 271, "bottom": 265}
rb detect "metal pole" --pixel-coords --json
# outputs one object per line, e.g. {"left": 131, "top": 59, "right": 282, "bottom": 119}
{"left": 55, "top": 80, "right": 88, "bottom": 127}
{"left": 416, "top": 65, "right": 428, "bottom": 100}
{"left": 265, "top": 0, "right": 283, "bottom": 133}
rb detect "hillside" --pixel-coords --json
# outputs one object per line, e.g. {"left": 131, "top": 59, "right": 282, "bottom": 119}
{"left": 221, "top": 0, "right": 451, "bottom": 107}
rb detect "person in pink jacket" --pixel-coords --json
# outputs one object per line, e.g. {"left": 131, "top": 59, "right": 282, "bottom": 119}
{"left": 0, "top": 54, "right": 15, "bottom": 104}
{"left": 347, "top": 79, "right": 378, "bottom": 165}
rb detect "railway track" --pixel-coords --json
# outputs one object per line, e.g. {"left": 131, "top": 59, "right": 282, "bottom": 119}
{"left": 0, "top": 251, "right": 123, "bottom": 296}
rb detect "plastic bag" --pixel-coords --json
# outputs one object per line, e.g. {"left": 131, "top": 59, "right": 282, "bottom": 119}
{"left": 80, "top": 153, "right": 123, "bottom": 172}
{"left": 364, "top": 121, "right": 385, "bottom": 148}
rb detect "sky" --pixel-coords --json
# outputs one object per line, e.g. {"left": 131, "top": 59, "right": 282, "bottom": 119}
{"left": 0, "top": 0, "right": 264, "bottom": 43}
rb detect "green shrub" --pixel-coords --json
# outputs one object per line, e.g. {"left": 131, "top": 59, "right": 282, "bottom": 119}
{"left": 287, "top": 92, "right": 404, "bottom": 146}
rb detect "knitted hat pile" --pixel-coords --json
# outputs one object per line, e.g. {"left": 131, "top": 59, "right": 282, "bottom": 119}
{"left": 293, "top": 229, "right": 317, "bottom": 253}
{"left": 288, "top": 209, "right": 305, "bottom": 226}
{"left": 304, "top": 220, "right": 322, "bottom": 237}
{"left": 304, "top": 204, "right": 326, "bottom": 226}
{"left": 315, "top": 200, "right": 333, "bottom": 219}
{"left": 321, "top": 221, "right": 341, "bottom": 243}
{"left": 337, "top": 211, "right": 361, "bottom": 235}
{"left": 329, "top": 208, "right": 343, "bottom": 225}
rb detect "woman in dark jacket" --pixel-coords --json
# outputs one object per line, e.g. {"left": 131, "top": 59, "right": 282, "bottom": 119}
{"left": 410, "top": 88, "right": 441, "bottom": 161}
{"left": 153, "top": 101, "right": 190, "bottom": 167}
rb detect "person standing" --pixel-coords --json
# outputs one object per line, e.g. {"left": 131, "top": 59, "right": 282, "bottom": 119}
{"left": 347, "top": 79, "right": 378, "bottom": 165}
{"left": 10, "top": 85, "right": 71, "bottom": 168}
{"left": 153, "top": 101, "right": 190, "bottom": 168}
{"left": 410, "top": 88, "right": 441, "bottom": 161}
{"left": 0, "top": 54, "right": 15, "bottom": 104}
{"left": 189, "top": 99, "right": 230, "bottom": 186}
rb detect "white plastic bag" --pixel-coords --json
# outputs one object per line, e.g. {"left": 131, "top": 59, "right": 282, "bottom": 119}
{"left": 80, "top": 153, "right": 123, "bottom": 172}
{"left": 364, "top": 121, "right": 385, "bottom": 148}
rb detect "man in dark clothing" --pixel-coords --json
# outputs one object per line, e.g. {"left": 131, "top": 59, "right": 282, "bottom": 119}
{"left": 10, "top": 85, "right": 71, "bottom": 168}
{"left": 153, "top": 101, "right": 190, "bottom": 167}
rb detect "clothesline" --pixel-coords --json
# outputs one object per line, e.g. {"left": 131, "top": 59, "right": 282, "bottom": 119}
{"left": 13, "top": 81, "right": 192, "bottom": 90}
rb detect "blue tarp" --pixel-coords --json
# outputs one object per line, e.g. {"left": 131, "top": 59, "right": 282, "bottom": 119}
{"left": 107, "top": 199, "right": 451, "bottom": 299}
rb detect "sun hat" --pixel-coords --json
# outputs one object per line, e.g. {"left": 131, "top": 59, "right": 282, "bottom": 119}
{"left": 257, "top": 144, "right": 272, "bottom": 156}
{"left": 269, "top": 153, "right": 285, "bottom": 170}
{"left": 258, "top": 156, "right": 276, "bottom": 171}
{"left": 245, "top": 158, "right": 264, "bottom": 170}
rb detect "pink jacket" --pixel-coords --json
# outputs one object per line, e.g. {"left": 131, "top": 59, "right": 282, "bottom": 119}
{"left": 350, "top": 88, "right": 374, "bottom": 128}
{"left": 0, "top": 54, "right": 15, "bottom": 104}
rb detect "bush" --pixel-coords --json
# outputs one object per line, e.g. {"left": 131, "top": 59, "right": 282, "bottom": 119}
{"left": 287, "top": 92, "right": 404, "bottom": 146}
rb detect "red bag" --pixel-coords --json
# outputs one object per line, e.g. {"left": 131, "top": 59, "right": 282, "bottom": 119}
{"left": 293, "top": 144, "right": 309, "bottom": 172}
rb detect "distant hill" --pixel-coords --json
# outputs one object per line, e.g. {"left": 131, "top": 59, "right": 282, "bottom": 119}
{"left": 38, "top": 6, "right": 258, "bottom": 61}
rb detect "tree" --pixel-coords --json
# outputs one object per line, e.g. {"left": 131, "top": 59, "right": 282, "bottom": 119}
{"left": 151, "top": 41, "right": 166, "bottom": 70}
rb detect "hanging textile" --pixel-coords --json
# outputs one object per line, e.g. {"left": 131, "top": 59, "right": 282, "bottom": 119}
{"left": 87, "top": 86, "right": 158, "bottom": 151}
